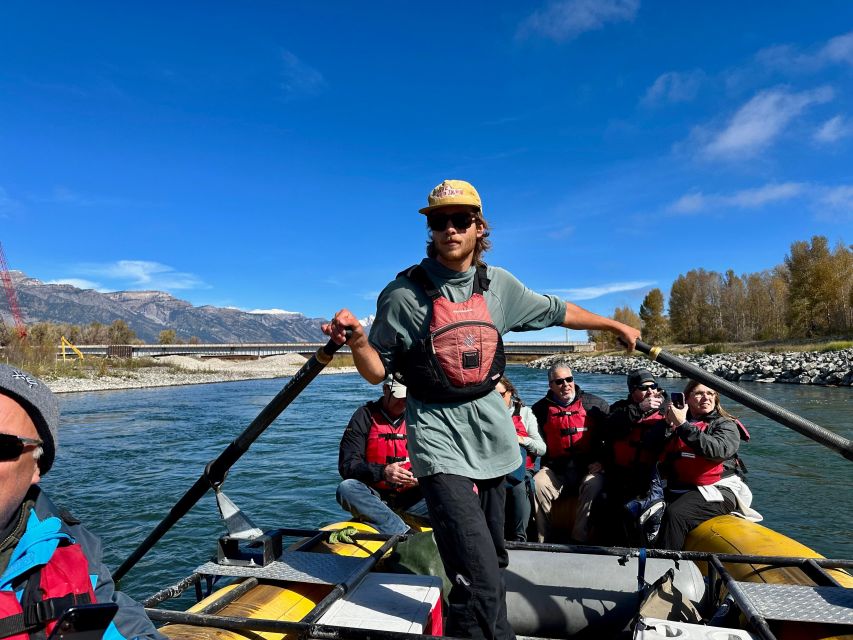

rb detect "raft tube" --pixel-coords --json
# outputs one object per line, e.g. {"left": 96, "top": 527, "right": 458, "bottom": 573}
{"left": 686, "top": 515, "right": 853, "bottom": 640}
{"left": 159, "top": 522, "right": 381, "bottom": 640}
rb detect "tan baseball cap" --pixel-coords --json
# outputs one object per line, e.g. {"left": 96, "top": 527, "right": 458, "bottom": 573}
{"left": 419, "top": 179, "right": 482, "bottom": 215}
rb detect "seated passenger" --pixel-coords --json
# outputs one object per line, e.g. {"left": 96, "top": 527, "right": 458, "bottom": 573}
{"left": 496, "top": 376, "right": 545, "bottom": 541}
{"left": 336, "top": 378, "right": 429, "bottom": 534}
{"left": 532, "top": 362, "right": 608, "bottom": 543}
{"left": 602, "top": 370, "right": 670, "bottom": 542}
{"left": 656, "top": 380, "right": 759, "bottom": 550}
{"left": 0, "top": 365, "right": 165, "bottom": 639}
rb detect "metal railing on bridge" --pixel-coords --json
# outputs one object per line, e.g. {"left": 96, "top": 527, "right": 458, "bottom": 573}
{"left": 58, "top": 341, "right": 595, "bottom": 359}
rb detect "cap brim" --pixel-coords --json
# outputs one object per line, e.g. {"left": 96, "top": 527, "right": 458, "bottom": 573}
{"left": 419, "top": 203, "right": 480, "bottom": 215}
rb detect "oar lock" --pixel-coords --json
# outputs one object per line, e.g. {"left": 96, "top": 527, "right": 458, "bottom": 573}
{"left": 204, "top": 460, "right": 228, "bottom": 490}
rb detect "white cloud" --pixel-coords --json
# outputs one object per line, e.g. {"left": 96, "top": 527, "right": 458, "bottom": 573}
{"left": 667, "top": 182, "right": 807, "bottom": 214}
{"left": 814, "top": 115, "right": 851, "bottom": 143}
{"left": 727, "top": 182, "right": 806, "bottom": 207}
{"left": 45, "top": 278, "right": 101, "bottom": 290}
{"left": 546, "top": 280, "right": 656, "bottom": 300}
{"left": 668, "top": 192, "right": 708, "bottom": 214}
{"left": 820, "top": 185, "right": 853, "bottom": 210}
{"left": 701, "top": 86, "right": 833, "bottom": 159}
{"left": 752, "top": 30, "right": 853, "bottom": 72}
{"left": 280, "top": 50, "right": 326, "bottom": 99}
{"left": 518, "top": 0, "right": 639, "bottom": 42}
{"left": 820, "top": 31, "right": 853, "bottom": 66}
{"left": 641, "top": 70, "right": 703, "bottom": 106}
{"left": 77, "top": 260, "right": 208, "bottom": 291}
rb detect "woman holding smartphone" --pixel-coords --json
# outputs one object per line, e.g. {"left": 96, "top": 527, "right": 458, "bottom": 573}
{"left": 656, "top": 380, "right": 759, "bottom": 550}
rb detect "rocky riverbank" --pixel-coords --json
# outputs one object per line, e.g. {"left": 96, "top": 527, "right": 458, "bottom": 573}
{"left": 529, "top": 348, "right": 853, "bottom": 387}
{"left": 46, "top": 353, "right": 358, "bottom": 394}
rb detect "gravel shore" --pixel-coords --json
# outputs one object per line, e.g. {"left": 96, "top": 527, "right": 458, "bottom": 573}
{"left": 529, "top": 348, "right": 853, "bottom": 386}
{"left": 46, "top": 354, "right": 358, "bottom": 394}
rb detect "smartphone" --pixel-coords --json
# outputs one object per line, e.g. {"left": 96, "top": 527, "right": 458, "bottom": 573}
{"left": 47, "top": 603, "right": 119, "bottom": 640}
{"left": 670, "top": 392, "right": 685, "bottom": 409}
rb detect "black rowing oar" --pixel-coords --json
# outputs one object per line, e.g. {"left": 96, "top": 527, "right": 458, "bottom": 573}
{"left": 114, "top": 337, "right": 349, "bottom": 582}
{"left": 632, "top": 339, "right": 853, "bottom": 462}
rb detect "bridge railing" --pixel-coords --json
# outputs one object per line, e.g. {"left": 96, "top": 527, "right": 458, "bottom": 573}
{"left": 54, "top": 341, "right": 595, "bottom": 358}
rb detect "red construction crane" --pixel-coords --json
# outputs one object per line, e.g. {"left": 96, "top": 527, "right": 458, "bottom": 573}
{"left": 0, "top": 242, "right": 26, "bottom": 338}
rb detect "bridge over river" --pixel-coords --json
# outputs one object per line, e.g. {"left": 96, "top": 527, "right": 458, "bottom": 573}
{"left": 62, "top": 341, "right": 594, "bottom": 359}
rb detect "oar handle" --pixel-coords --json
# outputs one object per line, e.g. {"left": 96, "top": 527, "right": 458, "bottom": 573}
{"left": 634, "top": 340, "right": 853, "bottom": 462}
{"left": 114, "top": 335, "right": 350, "bottom": 582}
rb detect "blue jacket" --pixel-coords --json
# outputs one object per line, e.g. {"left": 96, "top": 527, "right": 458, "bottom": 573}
{"left": 0, "top": 487, "right": 164, "bottom": 640}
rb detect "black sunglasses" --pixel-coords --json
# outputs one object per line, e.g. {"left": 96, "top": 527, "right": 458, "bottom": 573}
{"left": 635, "top": 383, "right": 659, "bottom": 392}
{"left": 427, "top": 212, "right": 475, "bottom": 232}
{"left": 551, "top": 376, "right": 574, "bottom": 385}
{"left": 0, "top": 434, "right": 43, "bottom": 462}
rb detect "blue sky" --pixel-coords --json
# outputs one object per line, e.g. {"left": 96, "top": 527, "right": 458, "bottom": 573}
{"left": 2, "top": 1, "right": 852, "bottom": 341}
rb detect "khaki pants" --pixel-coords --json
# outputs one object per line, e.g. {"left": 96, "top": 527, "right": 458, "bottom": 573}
{"left": 533, "top": 465, "right": 604, "bottom": 543}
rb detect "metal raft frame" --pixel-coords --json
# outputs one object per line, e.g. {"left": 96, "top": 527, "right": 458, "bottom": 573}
{"left": 140, "top": 529, "right": 853, "bottom": 640}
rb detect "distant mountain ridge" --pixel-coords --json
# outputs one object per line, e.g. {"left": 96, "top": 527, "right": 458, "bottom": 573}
{"left": 6, "top": 271, "right": 329, "bottom": 343}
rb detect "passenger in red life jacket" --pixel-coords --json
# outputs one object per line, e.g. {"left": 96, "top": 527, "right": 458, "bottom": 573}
{"left": 496, "top": 377, "right": 545, "bottom": 542}
{"left": 0, "top": 365, "right": 164, "bottom": 640}
{"left": 656, "top": 380, "right": 761, "bottom": 550}
{"left": 336, "top": 378, "right": 429, "bottom": 534}
{"left": 601, "top": 370, "right": 671, "bottom": 544}
{"left": 532, "top": 362, "right": 609, "bottom": 544}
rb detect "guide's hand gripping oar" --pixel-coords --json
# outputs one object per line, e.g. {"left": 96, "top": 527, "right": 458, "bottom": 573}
{"left": 114, "top": 335, "right": 350, "bottom": 582}
{"left": 631, "top": 339, "right": 853, "bottom": 462}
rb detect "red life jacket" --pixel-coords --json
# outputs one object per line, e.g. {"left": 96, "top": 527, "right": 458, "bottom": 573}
{"left": 364, "top": 408, "right": 412, "bottom": 492}
{"left": 663, "top": 418, "right": 749, "bottom": 487}
{"left": 512, "top": 412, "right": 536, "bottom": 471}
{"left": 0, "top": 544, "right": 95, "bottom": 639}
{"left": 399, "top": 264, "right": 505, "bottom": 403}
{"left": 612, "top": 410, "right": 666, "bottom": 470}
{"left": 542, "top": 397, "right": 592, "bottom": 459}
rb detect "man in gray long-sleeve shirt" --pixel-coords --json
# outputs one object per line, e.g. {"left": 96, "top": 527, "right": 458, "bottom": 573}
{"left": 323, "top": 179, "right": 640, "bottom": 640}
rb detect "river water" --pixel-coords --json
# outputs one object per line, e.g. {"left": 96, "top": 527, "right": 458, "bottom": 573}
{"left": 40, "top": 366, "right": 852, "bottom": 602}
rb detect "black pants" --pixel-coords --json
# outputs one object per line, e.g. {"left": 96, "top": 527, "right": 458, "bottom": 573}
{"left": 657, "top": 487, "right": 737, "bottom": 550}
{"left": 419, "top": 474, "right": 516, "bottom": 640}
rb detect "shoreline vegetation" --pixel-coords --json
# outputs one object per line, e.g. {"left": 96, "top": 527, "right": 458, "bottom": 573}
{"left": 11, "top": 340, "right": 851, "bottom": 394}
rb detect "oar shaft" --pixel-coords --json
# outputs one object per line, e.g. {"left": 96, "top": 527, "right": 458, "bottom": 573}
{"left": 114, "top": 339, "right": 347, "bottom": 582}
{"left": 636, "top": 340, "right": 853, "bottom": 462}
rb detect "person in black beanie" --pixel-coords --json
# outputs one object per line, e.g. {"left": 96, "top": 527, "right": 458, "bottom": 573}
{"left": 0, "top": 364, "right": 165, "bottom": 639}
{"left": 600, "top": 369, "right": 670, "bottom": 544}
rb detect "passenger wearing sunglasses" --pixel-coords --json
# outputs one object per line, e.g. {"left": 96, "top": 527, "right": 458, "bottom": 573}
{"left": 0, "top": 365, "right": 165, "bottom": 639}
{"left": 323, "top": 179, "right": 640, "bottom": 640}
{"left": 531, "top": 362, "right": 609, "bottom": 544}
{"left": 600, "top": 369, "right": 670, "bottom": 544}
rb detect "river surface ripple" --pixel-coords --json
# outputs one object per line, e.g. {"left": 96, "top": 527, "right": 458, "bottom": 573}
{"left": 42, "top": 366, "right": 852, "bottom": 602}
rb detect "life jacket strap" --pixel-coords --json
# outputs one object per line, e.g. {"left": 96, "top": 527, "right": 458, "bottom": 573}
{"left": 400, "top": 264, "right": 491, "bottom": 301}
{"left": 378, "top": 433, "right": 406, "bottom": 440}
{"left": 0, "top": 592, "right": 93, "bottom": 638}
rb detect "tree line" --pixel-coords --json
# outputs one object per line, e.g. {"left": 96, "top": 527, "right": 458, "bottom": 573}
{"left": 0, "top": 320, "right": 199, "bottom": 347}
{"left": 589, "top": 235, "right": 852, "bottom": 348}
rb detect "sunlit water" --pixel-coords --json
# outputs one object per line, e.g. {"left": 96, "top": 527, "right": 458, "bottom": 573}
{"left": 41, "top": 366, "right": 852, "bottom": 602}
